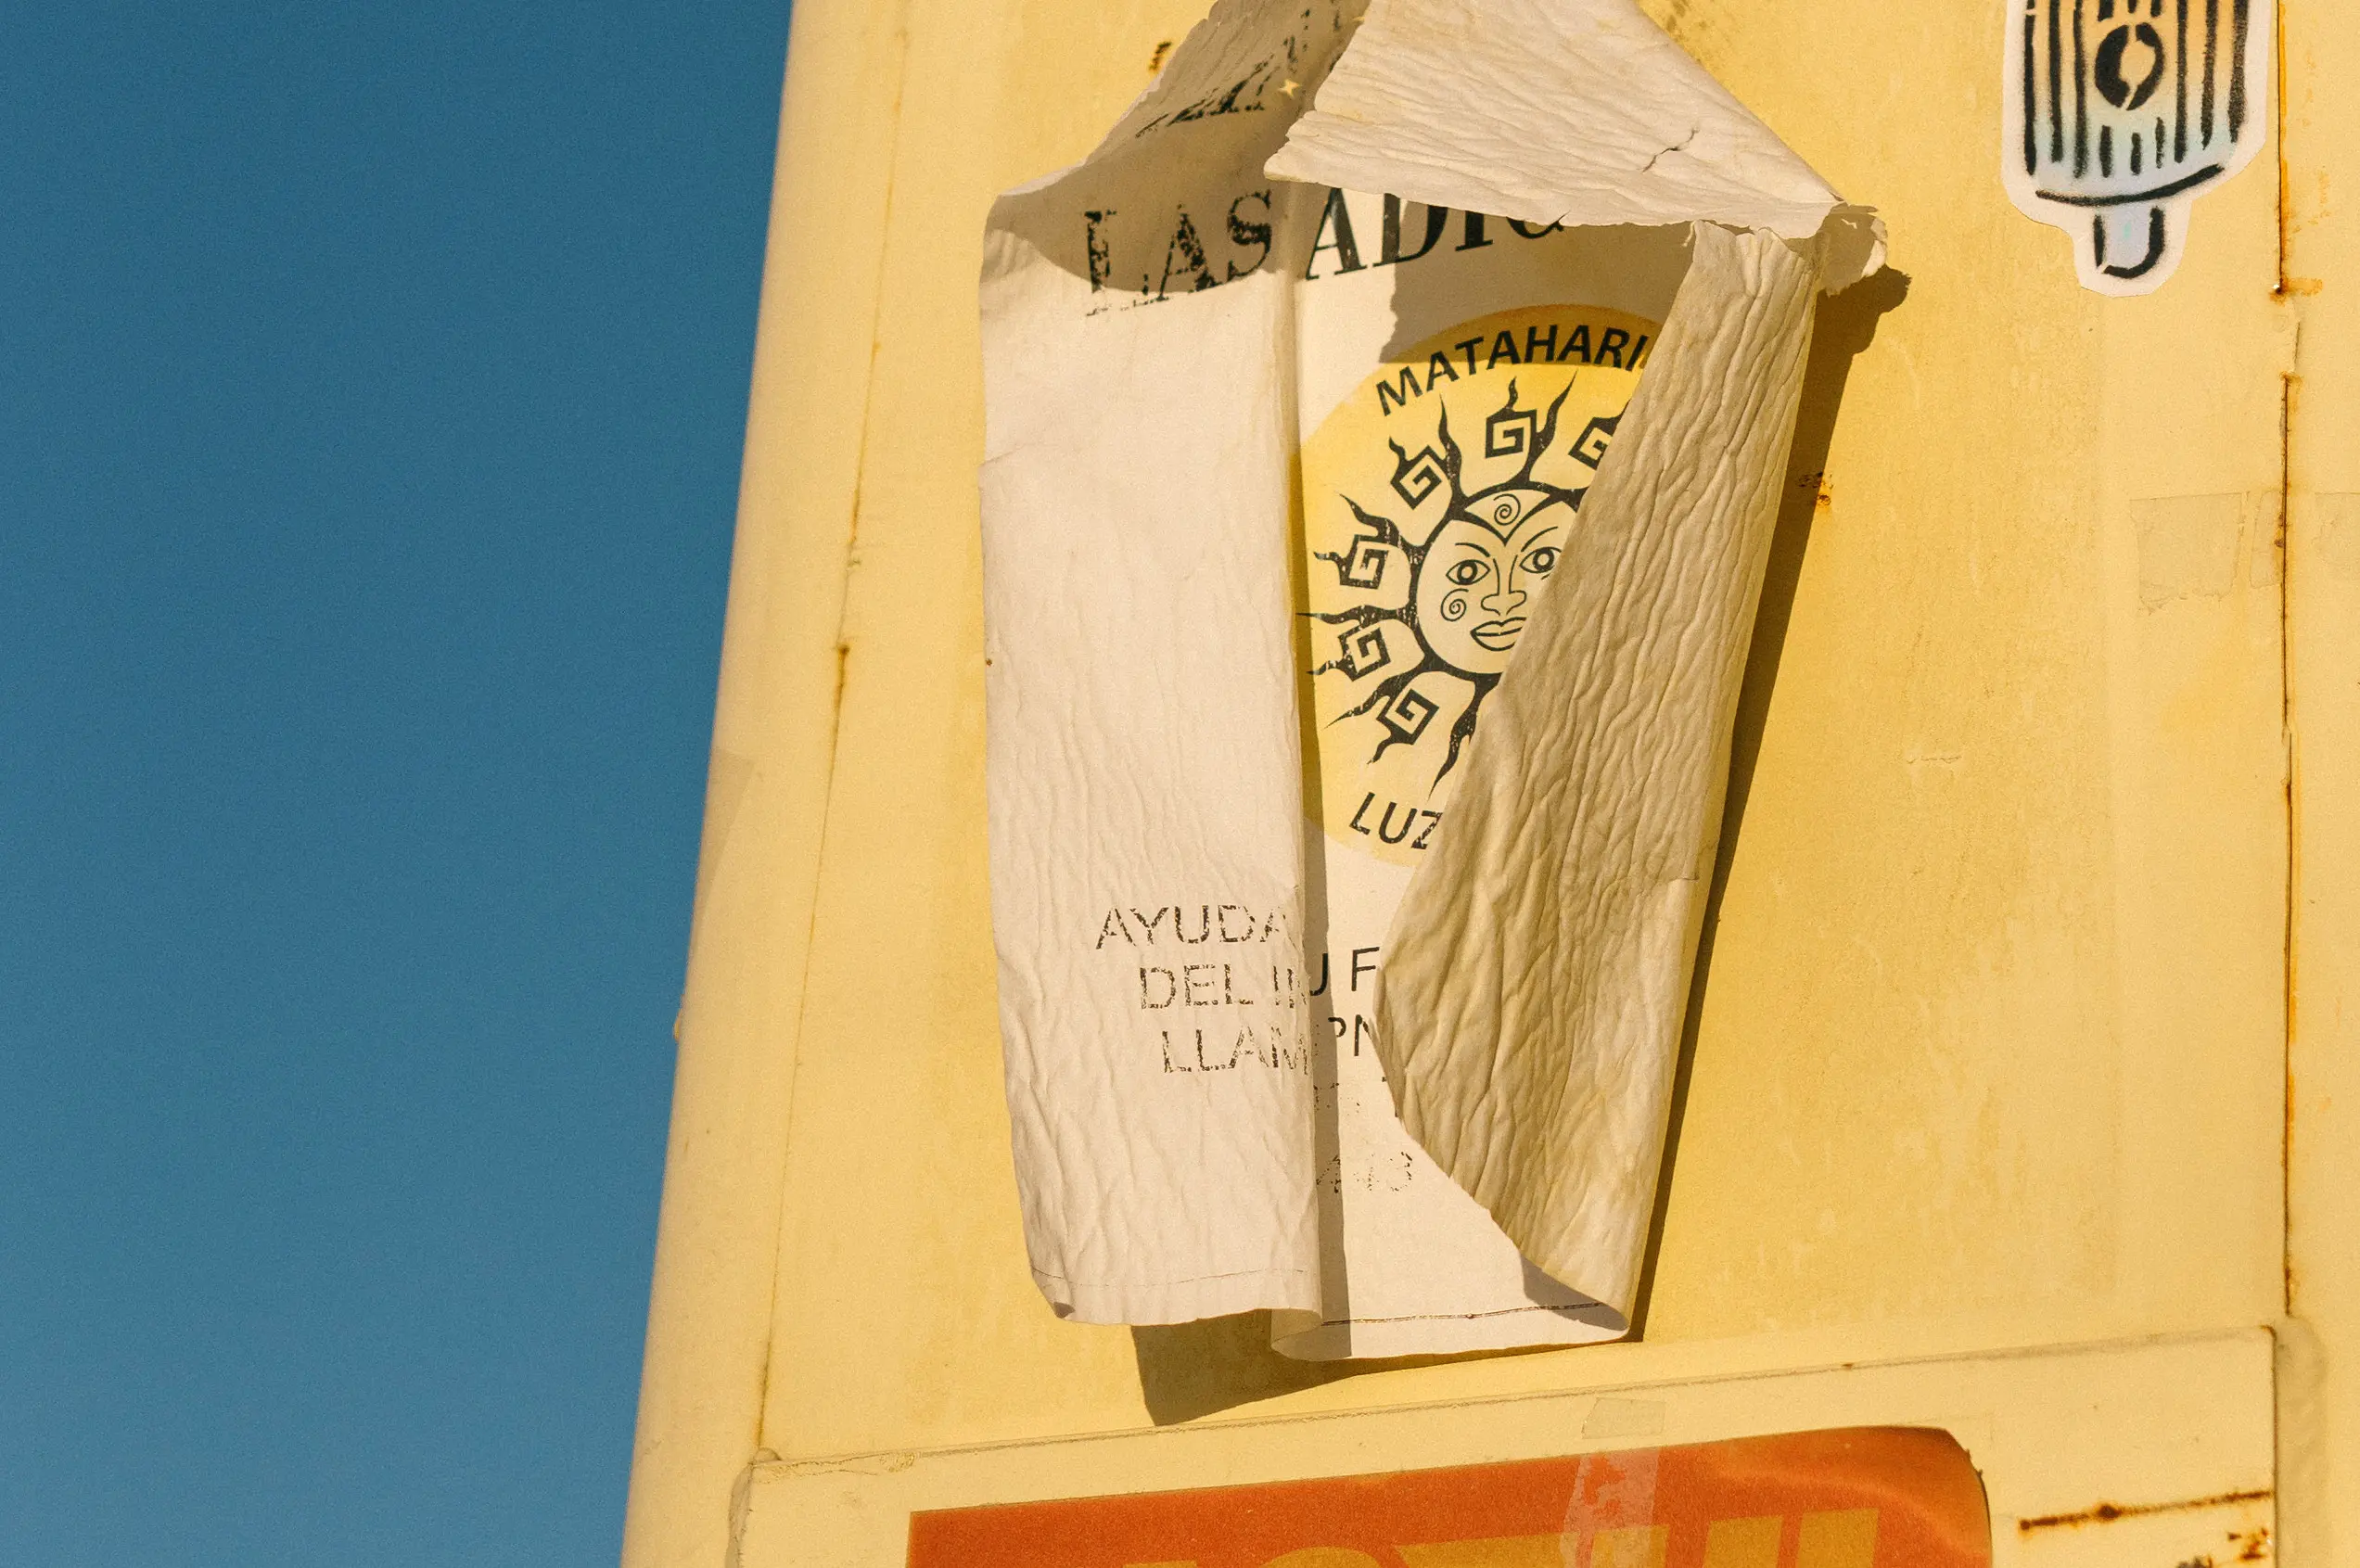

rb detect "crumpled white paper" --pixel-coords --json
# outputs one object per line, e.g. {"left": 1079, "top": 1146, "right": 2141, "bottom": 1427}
{"left": 980, "top": 0, "right": 1878, "bottom": 1356}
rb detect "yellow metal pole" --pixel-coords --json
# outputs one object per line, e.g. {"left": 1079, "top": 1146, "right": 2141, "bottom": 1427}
{"left": 619, "top": 1, "right": 912, "bottom": 1562}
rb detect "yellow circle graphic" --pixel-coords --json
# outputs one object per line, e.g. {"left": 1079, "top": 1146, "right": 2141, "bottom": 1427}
{"left": 1298, "top": 303, "right": 1656, "bottom": 865}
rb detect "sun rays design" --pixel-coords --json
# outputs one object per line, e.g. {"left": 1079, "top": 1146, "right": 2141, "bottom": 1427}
{"left": 1308, "top": 378, "right": 1612, "bottom": 786}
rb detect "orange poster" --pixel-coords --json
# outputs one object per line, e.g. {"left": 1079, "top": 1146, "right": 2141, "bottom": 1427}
{"left": 906, "top": 1427, "right": 1988, "bottom": 1568}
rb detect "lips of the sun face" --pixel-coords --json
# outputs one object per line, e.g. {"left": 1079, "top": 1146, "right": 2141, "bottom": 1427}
{"left": 1468, "top": 617, "right": 1524, "bottom": 652}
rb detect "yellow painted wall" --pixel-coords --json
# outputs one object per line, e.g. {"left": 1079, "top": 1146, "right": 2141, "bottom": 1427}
{"left": 622, "top": 1, "right": 2357, "bottom": 1563}
{"left": 2284, "top": 9, "right": 2358, "bottom": 1556}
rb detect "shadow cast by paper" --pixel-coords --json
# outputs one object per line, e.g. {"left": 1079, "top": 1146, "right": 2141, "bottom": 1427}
{"left": 1626, "top": 263, "right": 1913, "bottom": 1338}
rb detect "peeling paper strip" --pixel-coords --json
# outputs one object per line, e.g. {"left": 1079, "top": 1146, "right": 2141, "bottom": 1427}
{"left": 979, "top": 0, "right": 1869, "bottom": 1349}
{"left": 1375, "top": 221, "right": 1822, "bottom": 1320}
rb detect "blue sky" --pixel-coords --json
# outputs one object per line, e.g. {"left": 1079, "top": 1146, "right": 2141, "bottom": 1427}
{"left": 0, "top": 4, "right": 788, "bottom": 1562}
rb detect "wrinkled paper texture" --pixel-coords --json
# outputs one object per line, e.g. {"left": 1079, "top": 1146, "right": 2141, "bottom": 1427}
{"left": 980, "top": 0, "right": 1868, "bottom": 1353}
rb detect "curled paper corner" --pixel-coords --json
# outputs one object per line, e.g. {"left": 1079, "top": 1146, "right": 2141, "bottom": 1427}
{"left": 1818, "top": 204, "right": 1889, "bottom": 294}
{"left": 1264, "top": 0, "right": 1884, "bottom": 290}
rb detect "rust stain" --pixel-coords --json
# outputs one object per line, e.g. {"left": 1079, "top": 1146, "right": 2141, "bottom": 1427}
{"left": 2273, "top": 0, "right": 2290, "bottom": 298}
{"left": 2236, "top": 1524, "right": 2273, "bottom": 1562}
{"left": 2264, "top": 3, "right": 2322, "bottom": 297}
{"left": 2281, "top": 366, "right": 2300, "bottom": 1316}
{"left": 2017, "top": 1488, "right": 2274, "bottom": 1533}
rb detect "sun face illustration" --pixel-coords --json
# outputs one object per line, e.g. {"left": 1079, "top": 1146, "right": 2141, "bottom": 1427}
{"left": 1311, "top": 383, "right": 1589, "bottom": 784}
{"left": 1296, "top": 304, "right": 1656, "bottom": 866}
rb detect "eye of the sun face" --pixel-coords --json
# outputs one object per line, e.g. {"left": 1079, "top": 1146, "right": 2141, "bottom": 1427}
{"left": 1522, "top": 545, "right": 1560, "bottom": 575}
{"left": 1446, "top": 558, "right": 1488, "bottom": 586}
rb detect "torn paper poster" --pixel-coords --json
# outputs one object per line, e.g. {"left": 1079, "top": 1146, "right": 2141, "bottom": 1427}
{"left": 2001, "top": 0, "right": 2271, "bottom": 295}
{"left": 979, "top": 0, "right": 1878, "bottom": 1354}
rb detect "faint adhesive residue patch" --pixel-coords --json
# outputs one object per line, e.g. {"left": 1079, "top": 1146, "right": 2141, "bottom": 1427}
{"left": 1582, "top": 1396, "right": 1667, "bottom": 1439}
{"left": 2131, "top": 494, "right": 2252, "bottom": 609}
{"left": 2315, "top": 494, "right": 2360, "bottom": 582}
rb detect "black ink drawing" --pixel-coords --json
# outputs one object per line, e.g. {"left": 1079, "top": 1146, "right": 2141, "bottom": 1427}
{"left": 1309, "top": 382, "right": 1613, "bottom": 785}
{"left": 2003, "top": 0, "right": 2269, "bottom": 294}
